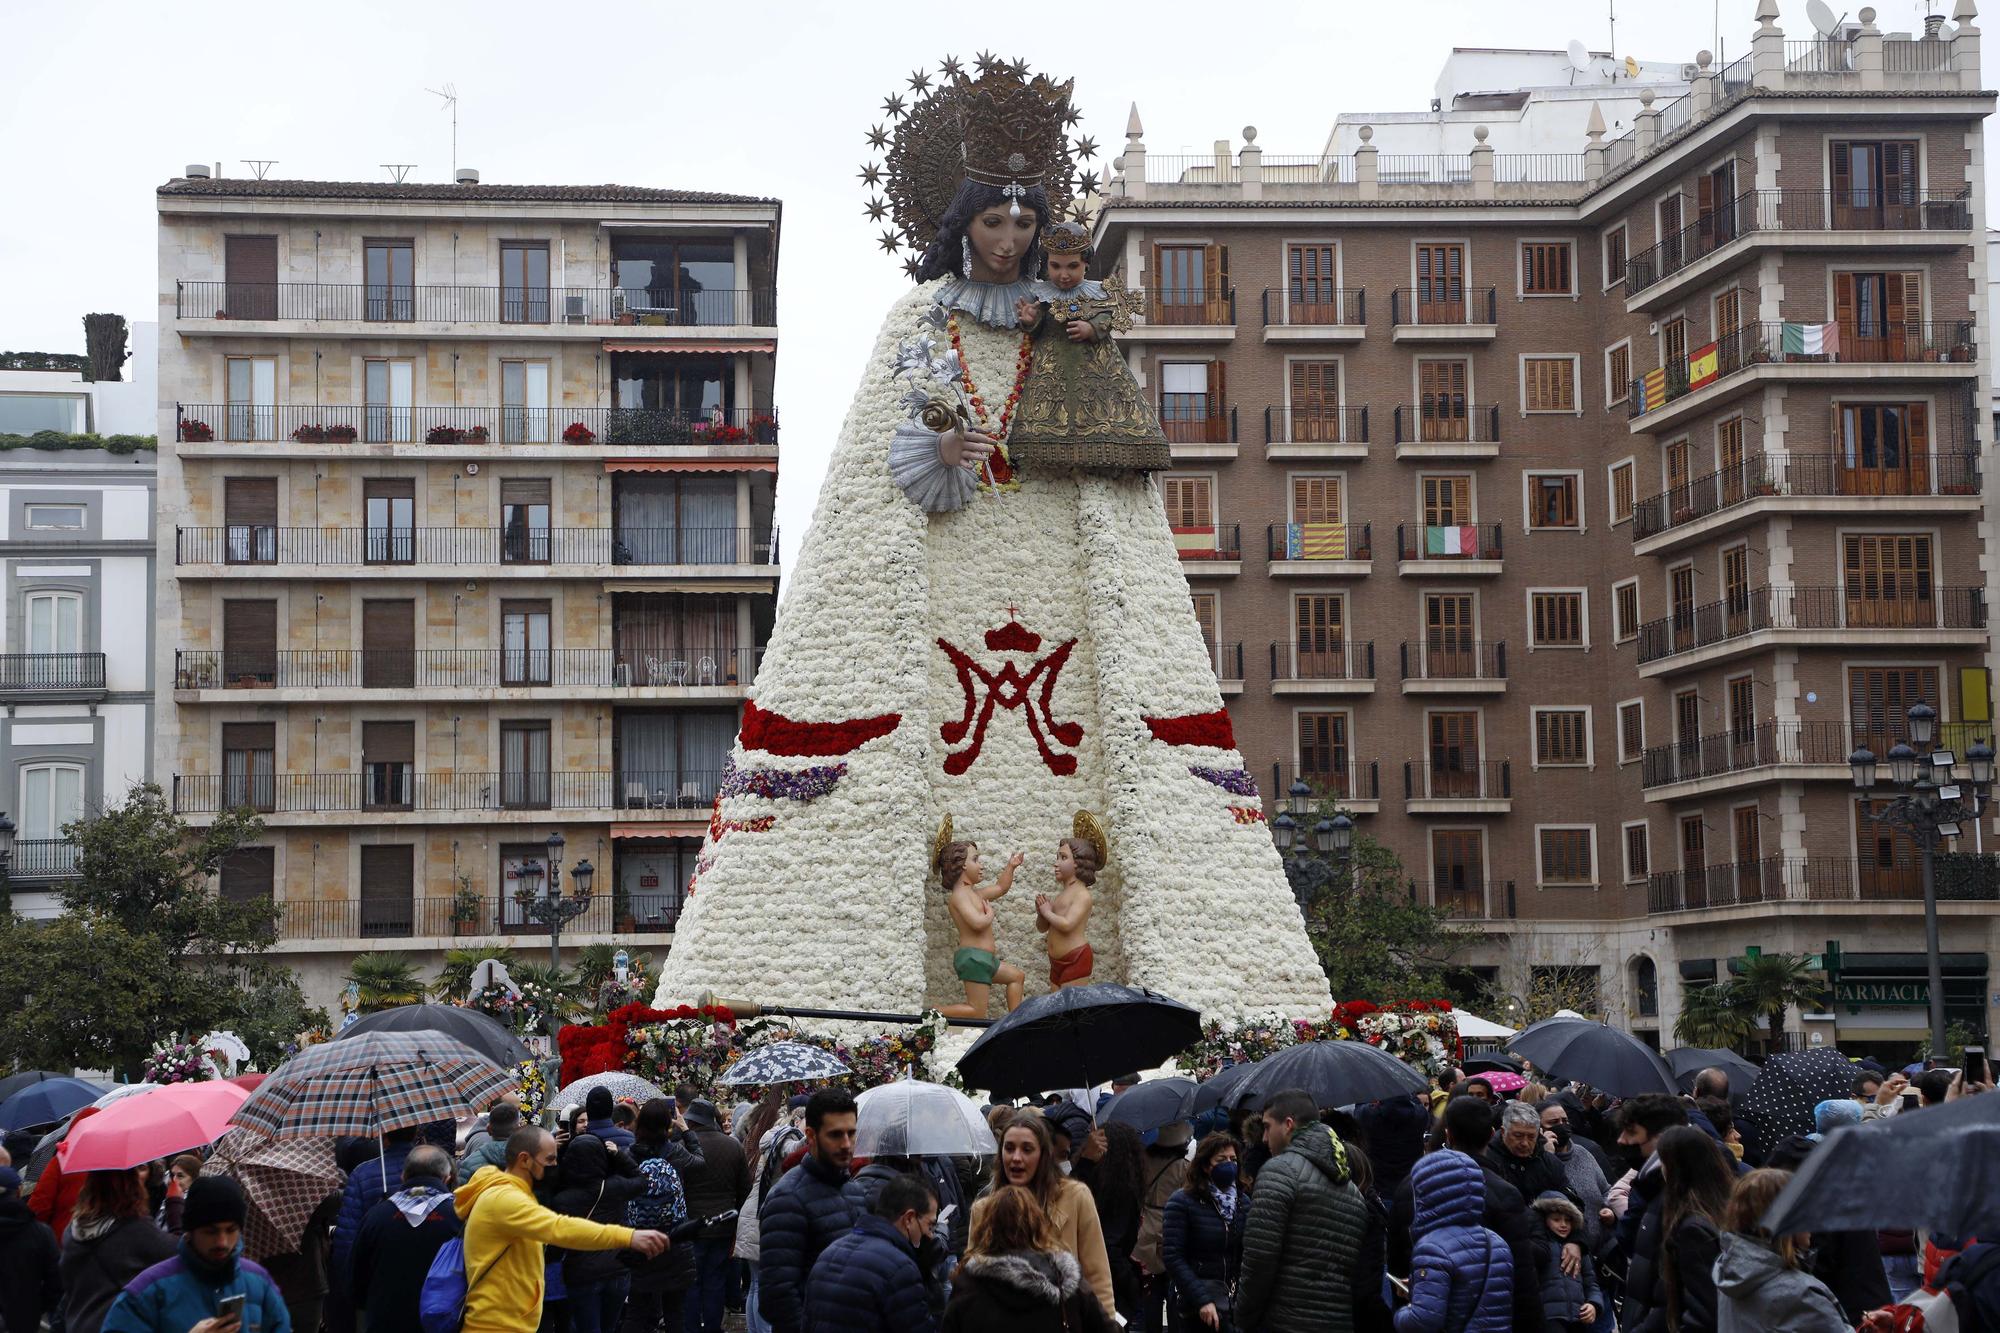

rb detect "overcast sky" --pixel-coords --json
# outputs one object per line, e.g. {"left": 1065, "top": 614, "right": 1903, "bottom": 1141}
{"left": 0, "top": 0, "right": 1973, "bottom": 549}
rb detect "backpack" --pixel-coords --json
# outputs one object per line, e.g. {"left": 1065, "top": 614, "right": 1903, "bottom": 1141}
{"left": 1889, "top": 1243, "right": 2000, "bottom": 1333}
{"left": 419, "top": 1237, "right": 510, "bottom": 1333}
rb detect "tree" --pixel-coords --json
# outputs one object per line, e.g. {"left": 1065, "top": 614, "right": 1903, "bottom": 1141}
{"left": 346, "top": 952, "right": 425, "bottom": 1012}
{"left": 1675, "top": 981, "right": 1757, "bottom": 1050}
{"left": 231, "top": 960, "right": 332, "bottom": 1070}
{"left": 81, "top": 313, "right": 129, "bottom": 384}
{"left": 1732, "top": 952, "right": 1827, "bottom": 1050}
{"left": 1287, "top": 825, "right": 1478, "bottom": 1001}
{"left": 0, "top": 914, "right": 167, "bottom": 1071}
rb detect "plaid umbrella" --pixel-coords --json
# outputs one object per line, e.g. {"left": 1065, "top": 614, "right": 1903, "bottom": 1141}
{"left": 207, "top": 1128, "right": 343, "bottom": 1261}
{"left": 230, "top": 1032, "right": 515, "bottom": 1139}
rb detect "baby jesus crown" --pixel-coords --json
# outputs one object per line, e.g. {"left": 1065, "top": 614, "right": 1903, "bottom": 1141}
{"left": 1040, "top": 221, "right": 1091, "bottom": 255}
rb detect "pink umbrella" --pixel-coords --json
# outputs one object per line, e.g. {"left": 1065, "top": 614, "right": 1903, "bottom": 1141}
{"left": 1484, "top": 1072, "right": 1528, "bottom": 1094}
{"left": 58, "top": 1080, "right": 251, "bottom": 1171}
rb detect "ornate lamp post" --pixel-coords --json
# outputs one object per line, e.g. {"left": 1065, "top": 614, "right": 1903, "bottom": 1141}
{"left": 515, "top": 830, "right": 596, "bottom": 973}
{"left": 1848, "top": 702, "right": 1995, "bottom": 1060}
{"left": 1272, "top": 779, "right": 1355, "bottom": 912}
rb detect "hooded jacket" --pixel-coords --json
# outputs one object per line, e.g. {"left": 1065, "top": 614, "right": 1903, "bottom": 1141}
{"left": 804, "top": 1213, "right": 935, "bottom": 1333}
{"left": 102, "top": 1239, "right": 292, "bottom": 1333}
{"left": 969, "top": 1175, "right": 1115, "bottom": 1319}
{"left": 1713, "top": 1232, "right": 1851, "bottom": 1333}
{"left": 348, "top": 1185, "right": 461, "bottom": 1333}
{"left": 453, "top": 1166, "right": 635, "bottom": 1333}
{"left": 1395, "top": 1150, "right": 1514, "bottom": 1333}
{"left": 1235, "top": 1123, "right": 1371, "bottom": 1333}
{"left": 58, "top": 1213, "right": 179, "bottom": 1333}
{"left": 550, "top": 1134, "right": 651, "bottom": 1288}
{"left": 457, "top": 1137, "right": 510, "bottom": 1187}
{"left": 1529, "top": 1195, "right": 1603, "bottom": 1327}
{"left": 939, "top": 1249, "right": 1112, "bottom": 1333}
{"left": 0, "top": 1192, "right": 61, "bottom": 1333}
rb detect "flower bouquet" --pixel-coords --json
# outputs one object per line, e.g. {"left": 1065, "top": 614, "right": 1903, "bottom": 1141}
{"left": 143, "top": 1035, "right": 219, "bottom": 1085}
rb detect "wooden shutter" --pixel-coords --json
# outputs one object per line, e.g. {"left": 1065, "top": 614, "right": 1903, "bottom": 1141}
{"left": 362, "top": 599, "right": 416, "bottom": 687}
{"left": 219, "top": 847, "right": 275, "bottom": 903}
{"left": 1666, "top": 441, "right": 1691, "bottom": 496}
{"left": 362, "top": 721, "right": 415, "bottom": 765}
{"left": 1625, "top": 824, "right": 1649, "bottom": 878}
{"left": 1526, "top": 359, "right": 1575, "bottom": 411}
{"left": 1734, "top": 805, "right": 1762, "bottom": 867}
{"left": 1288, "top": 244, "right": 1337, "bottom": 312}
{"left": 1620, "top": 703, "right": 1644, "bottom": 760}
{"left": 1612, "top": 462, "right": 1634, "bottom": 521}
{"left": 1845, "top": 534, "right": 1933, "bottom": 625}
{"left": 359, "top": 845, "right": 415, "bottom": 935}
{"left": 1533, "top": 593, "right": 1582, "bottom": 645}
{"left": 500, "top": 478, "right": 551, "bottom": 506}
{"left": 1537, "top": 710, "right": 1587, "bottom": 764}
{"left": 1696, "top": 172, "right": 1716, "bottom": 231}
{"left": 1540, "top": 829, "right": 1592, "bottom": 882}
{"left": 1297, "top": 711, "right": 1349, "bottom": 792}
{"left": 1292, "top": 477, "right": 1341, "bottom": 524}
{"left": 221, "top": 722, "right": 274, "bottom": 754}
{"left": 1882, "top": 141, "right": 1917, "bottom": 216}
{"left": 1429, "top": 711, "right": 1479, "bottom": 795}
{"left": 1521, "top": 243, "right": 1571, "bottom": 294}
{"left": 1206, "top": 244, "right": 1230, "bottom": 324}
{"left": 224, "top": 236, "right": 278, "bottom": 319}
{"left": 1663, "top": 318, "right": 1689, "bottom": 370}
{"left": 364, "top": 477, "right": 415, "bottom": 503}
{"left": 1834, "top": 272, "right": 1858, "bottom": 342}
{"left": 1423, "top": 475, "right": 1471, "bottom": 526}
{"left": 1849, "top": 666, "right": 1942, "bottom": 754}
{"left": 1432, "top": 829, "right": 1485, "bottom": 907}
{"left": 1295, "top": 595, "right": 1345, "bottom": 678}
{"left": 1714, "top": 288, "right": 1741, "bottom": 337}
{"left": 1204, "top": 361, "right": 1227, "bottom": 437}
{"left": 1727, "top": 675, "right": 1757, "bottom": 741}
{"left": 1189, "top": 592, "right": 1217, "bottom": 645}
{"left": 224, "top": 478, "right": 278, "bottom": 527}
{"left": 1290, "top": 360, "right": 1340, "bottom": 440}
{"left": 1831, "top": 141, "right": 1853, "bottom": 204}
{"left": 1609, "top": 344, "right": 1631, "bottom": 402}
{"left": 1419, "top": 360, "right": 1469, "bottom": 440}
{"left": 1162, "top": 477, "right": 1212, "bottom": 528}
{"left": 222, "top": 599, "right": 277, "bottom": 682}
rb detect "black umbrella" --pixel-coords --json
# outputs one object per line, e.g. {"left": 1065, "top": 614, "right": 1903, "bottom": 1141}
{"left": 1741, "top": 1048, "right": 1856, "bottom": 1143}
{"left": 1461, "top": 1053, "right": 1525, "bottom": 1077}
{"left": 1764, "top": 1091, "right": 2000, "bottom": 1238}
{"left": 1212, "top": 1039, "right": 1430, "bottom": 1113}
{"left": 1666, "top": 1047, "right": 1761, "bottom": 1094}
{"left": 337, "top": 1004, "right": 531, "bottom": 1068}
{"left": 1506, "top": 1021, "right": 1677, "bottom": 1097}
{"left": 1096, "top": 1078, "right": 1200, "bottom": 1133}
{"left": 1191, "top": 1061, "right": 1260, "bottom": 1115}
{"left": 953, "top": 984, "right": 1201, "bottom": 1099}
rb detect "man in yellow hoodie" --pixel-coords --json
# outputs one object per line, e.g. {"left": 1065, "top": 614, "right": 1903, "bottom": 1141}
{"left": 454, "top": 1126, "right": 669, "bottom": 1333}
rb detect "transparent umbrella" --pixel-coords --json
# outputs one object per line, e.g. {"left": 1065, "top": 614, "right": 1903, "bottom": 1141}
{"left": 855, "top": 1077, "right": 993, "bottom": 1158}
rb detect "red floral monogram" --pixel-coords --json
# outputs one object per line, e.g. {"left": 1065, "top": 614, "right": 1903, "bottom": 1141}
{"left": 937, "top": 618, "right": 1085, "bottom": 776}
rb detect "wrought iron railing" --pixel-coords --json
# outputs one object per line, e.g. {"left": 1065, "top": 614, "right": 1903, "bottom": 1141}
{"left": 268, "top": 892, "right": 686, "bottom": 941}
{"left": 1265, "top": 522, "right": 1371, "bottom": 562}
{"left": 1173, "top": 522, "right": 1240, "bottom": 561}
{"left": 1389, "top": 287, "right": 1498, "bottom": 326}
{"left": 1635, "top": 585, "right": 1986, "bottom": 664}
{"left": 1640, "top": 720, "right": 1851, "bottom": 788}
{"left": 1392, "top": 404, "right": 1501, "bottom": 446}
{"left": 1260, "top": 287, "right": 1365, "bottom": 326}
{"left": 175, "top": 526, "right": 778, "bottom": 568}
{"left": 175, "top": 404, "right": 778, "bottom": 447}
{"left": 1270, "top": 762, "right": 1382, "bottom": 806}
{"left": 1647, "top": 854, "right": 1999, "bottom": 913}
{"left": 175, "top": 282, "right": 776, "bottom": 327}
{"left": 1625, "top": 189, "right": 1972, "bottom": 292}
{"left": 173, "top": 769, "right": 728, "bottom": 815}
{"left": 1626, "top": 322, "right": 1977, "bottom": 419}
{"left": 1204, "top": 641, "right": 1243, "bottom": 685}
{"left": 1262, "top": 405, "right": 1367, "bottom": 445}
{"left": 1141, "top": 286, "right": 1236, "bottom": 326}
{"left": 0, "top": 653, "right": 106, "bottom": 691}
{"left": 1399, "top": 640, "right": 1506, "bottom": 682}
{"left": 1431, "top": 880, "right": 1517, "bottom": 921}
{"left": 1403, "top": 759, "right": 1512, "bottom": 801}
{"left": 1268, "top": 640, "right": 1375, "bottom": 683}
{"left": 1633, "top": 450, "right": 1981, "bottom": 539}
{"left": 1396, "top": 523, "right": 1503, "bottom": 562}
{"left": 11, "top": 839, "right": 79, "bottom": 880}
{"left": 174, "top": 647, "right": 762, "bottom": 691}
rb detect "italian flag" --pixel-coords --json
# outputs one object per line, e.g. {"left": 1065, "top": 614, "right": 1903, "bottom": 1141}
{"left": 1424, "top": 524, "right": 1479, "bottom": 556}
{"left": 1781, "top": 321, "right": 1841, "bottom": 357}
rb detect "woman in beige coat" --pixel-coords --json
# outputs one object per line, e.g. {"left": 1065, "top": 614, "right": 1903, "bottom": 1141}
{"left": 971, "top": 1110, "right": 1116, "bottom": 1318}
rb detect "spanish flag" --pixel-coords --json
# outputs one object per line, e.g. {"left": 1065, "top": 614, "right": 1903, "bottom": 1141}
{"left": 1173, "top": 525, "right": 1217, "bottom": 558}
{"left": 1687, "top": 341, "right": 1720, "bottom": 390}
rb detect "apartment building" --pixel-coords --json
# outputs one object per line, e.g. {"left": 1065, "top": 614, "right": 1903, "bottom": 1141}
{"left": 1095, "top": 2, "right": 1999, "bottom": 1052}
{"left": 156, "top": 172, "right": 780, "bottom": 1006}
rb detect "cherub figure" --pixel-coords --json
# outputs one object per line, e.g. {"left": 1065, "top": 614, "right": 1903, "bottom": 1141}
{"left": 1037, "top": 812, "right": 1107, "bottom": 989}
{"left": 935, "top": 822, "right": 1028, "bottom": 1017}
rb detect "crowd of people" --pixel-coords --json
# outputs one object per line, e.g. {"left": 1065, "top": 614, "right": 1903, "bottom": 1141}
{"left": 0, "top": 1063, "right": 1997, "bottom": 1333}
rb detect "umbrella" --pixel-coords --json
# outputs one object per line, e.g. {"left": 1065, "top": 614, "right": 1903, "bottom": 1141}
{"left": 1763, "top": 1091, "right": 2000, "bottom": 1239}
{"left": 0, "top": 1071, "right": 95, "bottom": 1104}
{"left": 1212, "top": 1040, "right": 1430, "bottom": 1113}
{"left": 208, "top": 1128, "right": 344, "bottom": 1261}
{"left": 0, "top": 1077, "right": 106, "bottom": 1130}
{"left": 954, "top": 984, "right": 1203, "bottom": 1099}
{"left": 1450, "top": 1010, "right": 1517, "bottom": 1040}
{"left": 1741, "top": 1048, "right": 1858, "bottom": 1143}
{"left": 231, "top": 1032, "right": 514, "bottom": 1141}
{"left": 338, "top": 1004, "right": 532, "bottom": 1069}
{"left": 1506, "top": 1021, "right": 1677, "bottom": 1097}
{"left": 59, "top": 1080, "right": 251, "bottom": 1171}
{"left": 230, "top": 1073, "right": 269, "bottom": 1092}
{"left": 1096, "top": 1078, "right": 1200, "bottom": 1133}
{"left": 551, "top": 1072, "right": 666, "bottom": 1111}
{"left": 1484, "top": 1072, "right": 1528, "bottom": 1095}
{"left": 1461, "top": 1054, "right": 1525, "bottom": 1077}
{"left": 716, "top": 1041, "right": 852, "bottom": 1088}
{"left": 855, "top": 1078, "right": 992, "bottom": 1157}
{"left": 1666, "top": 1047, "right": 1762, "bottom": 1094}
{"left": 92, "top": 1083, "right": 161, "bottom": 1109}
{"left": 1191, "top": 1061, "right": 1260, "bottom": 1115}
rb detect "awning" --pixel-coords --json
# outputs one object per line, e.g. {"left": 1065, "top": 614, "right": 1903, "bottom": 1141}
{"left": 604, "top": 459, "right": 776, "bottom": 473}
{"left": 601, "top": 340, "right": 775, "bottom": 354}
{"left": 611, "top": 822, "right": 707, "bottom": 839}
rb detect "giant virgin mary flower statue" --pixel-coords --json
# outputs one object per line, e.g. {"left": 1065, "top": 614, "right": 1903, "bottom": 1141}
{"left": 655, "top": 58, "right": 1330, "bottom": 1022}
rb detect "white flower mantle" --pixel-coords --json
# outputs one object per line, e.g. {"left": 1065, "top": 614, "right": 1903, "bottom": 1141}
{"left": 655, "top": 280, "right": 1330, "bottom": 1024}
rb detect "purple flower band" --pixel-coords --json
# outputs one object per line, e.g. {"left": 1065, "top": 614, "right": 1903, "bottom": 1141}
{"left": 1189, "top": 765, "right": 1259, "bottom": 797}
{"left": 720, "top": 761, "right": 849, "bottom": 802}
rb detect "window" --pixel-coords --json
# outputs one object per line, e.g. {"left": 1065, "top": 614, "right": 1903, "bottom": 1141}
{"left": 1291, "top": 476, "right": 1342, "bottom": 524}
{"left": 25, "top": 590, "right": 81, "bottom": 656}
{"left": 1831, "top": 141, "right": 1921, "bottom": 227}
{"left": 1661, "top": 317, "right": 1689, "bottom": 375}
{"left": 1287, "top": 244, "right": 1342, "bottom": 321}
{"left": 1606, "top": 342, "right": 1632, "bottom": 406}
{"left": 1414, "top": 243, "right": 1467, "bottom": 321}
{"left": 503, "top": 600, "right": 553, "bottom": 686}
{"left": 225, "top": 356, "right": 276, "bottom": 441}
{"left": 363, "top": 479, "right": 415, "bottom": 564}
{"left": 1603, "top": 226, "right": 1628, "bottom": 287}
{"left": 1189, "top": 591, "right": 1218, "bottom": 647}
{"left": 223, "top": 235, "right": 278, "bottom": 320}
{"left": 1151, "top": 243, "right": 1229, "bottom": 324}
{"left": 361, "top": 600, "right": 416, "bottom": 689}
{"left": 221, "top": 598, "right": 277, "bottom": 686}
{"left": 224, "top": 478, "right": 278, "bottom": 565}
{"left": 1528, "top": 474, "right": 1579, "bottom": 529}
{"left": 1849, "top": 665, "right": 1940, "bottom": 762}
{"left": 1297, "top": 711, "right": 1352, "bottom": 798}
{"left": 500, "top": 242, "right": 551, "bottom": 323}
{"left": 1722, "top": 545, "right": 1750, "bottom": 621}
{"left": 612, "top": 237, "right": 737, "bottom": 324}
{"left": 364, "top": 241, "right": 415, "bottom": 322}
{"left": 1838, "top": 402, "right": 1931, "bottom": 493}
{"left": 501, "top": 479, "right": 552, "bottom": 564}
{"left": 1834, "top": 271, "right": 1924, "bottom": 361}
{"left": 500, "top": 721, "right": 553, "bottom": 809}
{"left": 219, "top": 847, "right": 275, "bottom": 903}
{"left": 1520, "top": 242, "right": 1573, "bottom": 295}
{"left": 1609, "top": 461, "right": 1635, "bottom": 524}
{"left": 221, "top": 721, "right": 275, "bottom": 812}
{"left": 21, "top": 762, "right": 83, "bottom": 841}
{"left": 1843, "top": 533, "right": 1934, "bottom": 626}
{"left": 1421, "top": 475, "right": 1472, "bottom": 526}
{"left": 1287, "top": 361, "right": 1344, "bottom": 441}
{"left": 1613, "top": 580, "right": 1640, "bottom": 642}
{"left": 1618, "top": 700, "right": 1645, "bottom": 763}
{"left": 1426, "top": 711, "right": 1482, "bottom": 796}
{"left": 612, "top": 351, "right": 732, "bottom": 422}
{"left": 1623, "top": 823, "right": 1651, "bottom": 882}
{"left": 363, "top": 359, "right": 413, "bottom": 443}
{"left": 502, "top": 361, "right": 551, "bottom": 444}
{"left": 1523, "top": 357, "right": 1577, "bottom": 412}
{"left": 1417, "top": 360, "right": 1470, "bottom": 440}
{"left": 1531, "top": 591, "right": 1585, "bottom": 647}
{"left": 362, "top": 721, "right": 414, "bottom": 810}
{"left": 1423, "top": 593, "right": 1477, "bottom": 678}
{"left": 359, "top": 844, "right": 415, "bottom": 937}
{"left": 25, "top": 504, "right": 85, "bottom": 531}
{"left": 1293, "top": 594, "right": 1347, "bottom": 679}
{"left": 1431, "top": 830, "right": 1486, "bottom": 915}
{"left": 1159, "top": 362, "right": 1226, "bottom": 443}
{"left": 1161, "top": 476, "right": 1214, "bottom": 529}
{"left": 1539, "top": 827, "right": 1595, "bottom": 885}
{"left": 1713, "top": 286, "right": 1743, "bottom": 340}
{"left": 1727, "top": 675, "right": 1757, "bottom": 745}
{"left": 1535, "top": 709, "right": 1590, "bottom": 766}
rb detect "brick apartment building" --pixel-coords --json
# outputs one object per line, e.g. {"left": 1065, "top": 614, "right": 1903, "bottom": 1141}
{"left": 155, "top": 171, "right": 781, "bottom": 1007}
{"left": 1095, "top": 1, "right": 2000, "bottom": 1052}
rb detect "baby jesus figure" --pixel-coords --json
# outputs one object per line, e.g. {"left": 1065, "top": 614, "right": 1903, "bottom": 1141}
{"left": 1006, "top": 220, "right": 1171, "bottom": 474}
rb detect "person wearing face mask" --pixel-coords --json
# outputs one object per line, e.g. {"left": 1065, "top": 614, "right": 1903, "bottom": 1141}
{"left": 806, "top": 1173, "right": 939, "bottom": 1333}
{"left": 1534, "top": 1102, "right": 1609, "bottom": 1255}
{"left": 1160, "top": 1135, "right": 1247, "bottom": 1332}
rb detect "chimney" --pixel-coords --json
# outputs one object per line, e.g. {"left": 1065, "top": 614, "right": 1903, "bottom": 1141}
{"left": 455, "top": 168, "right": 480, "bottom": 185}
{"left": 1926, "top": 11, "right": 1946, "bottom": 35}
{"left": 185, "top": 163, "right": 212, "bottom": 179}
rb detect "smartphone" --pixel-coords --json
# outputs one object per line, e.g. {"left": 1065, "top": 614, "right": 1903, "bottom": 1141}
{"left": 663, "top": 1097, "right": 677, "bottom": 1115}
{"left": 936, "top": 1203, "right": 957, "bottom": 1230}
{"left": 1903, "top": 1091, "right": 1921, "bottom": 1111}
{"left": 1388, "top": 1274, "right": 1411, "bottom": 1300}
{"left": 217, "top": 1294, "right": 247, "bottom": 1324}
{"left": 1965, "top": 1046, "right": 1989, "bottom": 1086}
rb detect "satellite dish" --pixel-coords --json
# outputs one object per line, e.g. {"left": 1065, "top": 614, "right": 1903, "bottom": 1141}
{"left": 1624, "top": 55, "right": 1641, "bottom": 78}
{"left": 1806, "top": 0, "right": 1841, "bottom": 36}
{"left": 1567, "top": 39, "right": 1592, "bottom": 73}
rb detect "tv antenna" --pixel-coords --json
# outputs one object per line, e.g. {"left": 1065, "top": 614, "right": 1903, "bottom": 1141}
{"left": 1806, "top": 0, "right": 1847, "bottom": 38}
{"left": 383, "top": 164, "right": 416, "bottom": 184}
{"left": 1566, "top": 39, "right": 1592, "bottom": 82}
{"left": 1608, "top": 0, "right": 1617, "bottom": 57}
{"left": 242, "top": 159, "right": 276, "bottom": 180}
{"left": 427, "top": 83, "right": 459, "bottom": 177}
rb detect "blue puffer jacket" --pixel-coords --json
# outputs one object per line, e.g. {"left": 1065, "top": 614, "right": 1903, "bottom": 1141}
{"left": 102, "top": 1241, "right": 292, "bottom": 1333}
{"left": 1395, "top": 1151, "right": 1514, "bottom": 1333}
{"left": 804, "top": 1214, "right": 935, "bottom": 1333}
{"left": 1159, "top": 1186, "right": 1245, "bottom": 1318}
{"left": 757, "top": 1153, "right": 858, "bottom": 1333}
{"left": 331, "top": 1121, "right": 455, "bottom": 1280}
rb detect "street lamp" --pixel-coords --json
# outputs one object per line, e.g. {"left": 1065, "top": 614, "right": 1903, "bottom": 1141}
{"left": 1274, "top": 780, "right": 1356, "bottom": 912}
{"left": 515, "top": 830, "right": 596, "bottom": 974}
{"left": 0, "top": 811, "right": 16, "bottom": 912}
{"left": 1849, "top": 703, "right": 1995, "bottom": 1061}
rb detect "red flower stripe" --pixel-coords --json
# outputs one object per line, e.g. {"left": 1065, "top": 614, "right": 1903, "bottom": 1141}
{"left": 1143, "top": 708, "right": 1237, "bottom": 750}
{"left": 740, "top": 698, "right": 903, "bottom": 757}
{"left": 1228, "top": 806, "right": 1266, "bottom": 825}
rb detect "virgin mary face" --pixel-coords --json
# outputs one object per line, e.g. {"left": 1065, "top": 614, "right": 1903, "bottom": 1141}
{"left": 966, "top": 205, "right": 1039, "bottom": 282}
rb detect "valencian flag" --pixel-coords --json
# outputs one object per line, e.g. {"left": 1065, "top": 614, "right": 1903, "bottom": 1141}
{"left": 1640, "top": 367, "right": 1669, "bottom": 413}
{"left": 1781, "top": 321, "right": 1841, "bottom": 357}
{"left": 1423, "top": 524, "right": 1481, "bottom": 557}
{"left": 1285, "top": 523, "right": 1349, "bottom": 560}
{"left": 1687, "top": 342, "right": 1721, "bottom": 390}
{"left": 1172, "top": 525, "right": 1218, "bottom": 558}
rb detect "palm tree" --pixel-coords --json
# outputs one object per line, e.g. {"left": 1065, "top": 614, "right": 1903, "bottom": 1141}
{"left": 1732, "top": 952, "right": 1827, "bottom": 1052}
{"left": 345, "top": 952, "right": 426, "bottom": 1013}
{"left": 1676, "top": 980, "right": 1756, "bottom": 1050}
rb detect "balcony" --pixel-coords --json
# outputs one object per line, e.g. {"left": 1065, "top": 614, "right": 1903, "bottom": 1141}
{"left": 1162, "top": 405, "right": 1238, "bottom": 459}
{"left": 1174, "top": 522, "right": 1240, "bottom": 573}
{"left": 270, "top": 892, "right": 685, "bottom": 943}
{"left": 1624, "top": 188, "right": 1973, "bottom": 308}
{"left": 174, "top": 526, "right": 779, "bottom": 579}
{"left": 1640, "top": 720, "right": 1852, "bottom": 797}
{"left": 1270, "top": 762, "right": 1382, "bottom": 814}
{"left": 173, "top": 647, "right": 762, "bottom": 700}
{"left": 174, "top": 404, "right": 779, "bottom": 456}
{"left": 1627, "top": 321, "right": 1977, "bottom": 432}
{"left": 1392, "top": 404, "right": 1501, "bottom": 459}
{"left": 1260, "top": 288, "right": 1365, "bottom": 342}
{"left": 1265, "top": 522, "right": 1371, "bottom": 575}
{"left": 1635, "top": 585, "right": 1986, "bottom": 673}
{"left": 1136, "top": 286, "right": 1236, "bottom": 339}
{"left": 1205, "top": 641, "right": 1244, "bottom": 695}
{"left": 1403, "top": 758, "right": 1512, "bottom": 814}
{"left": 1399, "top": 640, "right": 1507, "bottom": 694}
{"left": 1646, "top": 853, "right": 2000, "bottom": 915}
{"left": 1395, "top": 523, "right": 1504, "bottom": 575}
{"left": 172, "top": 282, "right": 777, "bottom": 338}
{"left": 11, "top": 839, "right": 79, "bottom": 882}
{"left": 172, "top": 768, "right": 726, "bottom": 824}
{"left": 1432, "top": 879, "right": 1517, "bottom": 922}
{"left": 1263, "top": 406, "right": 1368, "bottom": 459}
{"left": 0, "top": 653, "right": 107, "bottom": 696}
{"left": 1632, "top": 449, "right": 1980, "bottom": 552}
{"left": 1268, "top": 641, "right": 1375, "bottom": 695}
{"left": 1388, "top": 288, "right": 1498, "bottom": 341}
